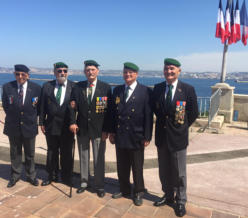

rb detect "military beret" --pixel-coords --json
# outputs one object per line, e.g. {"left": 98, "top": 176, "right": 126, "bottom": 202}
{"left": 54, "top": 62, "right": 68, "bottom": 69}
{"left": 123, "top": 62, "right": 139, "bottom": 72}
{"left": 164, "top": 58, "right": 181, "bottom": 67}
{"left": 84, "top": 60, "right": 100, "bottom": 67}
{"left": 14, "top": 64, "right": 30, "bottom": 73}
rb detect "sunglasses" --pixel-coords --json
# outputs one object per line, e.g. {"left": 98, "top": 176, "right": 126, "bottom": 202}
{"left": 15, "top": 72, "right": 27, "bottom": 77}
{"left": 57, "top": 69, "right": 68, "bottom": 73}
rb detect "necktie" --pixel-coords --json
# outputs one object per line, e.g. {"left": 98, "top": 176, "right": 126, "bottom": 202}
{"left": 88, "top": 83, "right": 94, "bottom": 104}
{"left": 124, "top": 86, "right": 130, "bottom": 102}
{"left": 56, "top": 85, "right": 62, "bottom": 104}
{"left": 18, "top": 85, "right": 24, "bottom": 106}
{"left": 165, "top": 84, "right": 173, "bottom": 108}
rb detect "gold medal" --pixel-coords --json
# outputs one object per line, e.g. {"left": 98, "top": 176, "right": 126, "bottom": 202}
{"left": 115, "top": 96, "right": 120, "bottom": 104}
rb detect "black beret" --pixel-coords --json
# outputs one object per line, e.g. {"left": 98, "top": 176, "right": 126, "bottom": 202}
{"left": 14, "top": 64, "right": 30, "bottom": 73}
{"left": 84, "top": 60, "right": 100, "bottom": 67}
{"left": 164, "top": 58, "right": 181, "bottom": 67}
{"left": 54, "top": 62, "right": 68, "bottom": 69}
{"left": 123, "top": 62, "right": 139, "bottom": 72}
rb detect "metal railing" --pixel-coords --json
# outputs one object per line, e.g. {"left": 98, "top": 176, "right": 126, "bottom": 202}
{"left": 208, "top": 88, "right": 222, "bottom": 127}
{"left": 197, "top": 97, "right": 210, "bottom": 118}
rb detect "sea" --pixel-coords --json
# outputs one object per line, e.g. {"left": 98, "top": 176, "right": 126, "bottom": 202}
{"left": 1, "top": 73, "right": 248, "bottom": 99}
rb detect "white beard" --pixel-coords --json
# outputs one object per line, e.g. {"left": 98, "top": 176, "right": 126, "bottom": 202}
{"left": 57, "top": 76, "right": 66, "bottom": 84}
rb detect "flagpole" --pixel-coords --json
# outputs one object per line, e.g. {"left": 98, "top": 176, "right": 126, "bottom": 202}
{"left": 220, "top": 40, "right": 229, "bottom": 82}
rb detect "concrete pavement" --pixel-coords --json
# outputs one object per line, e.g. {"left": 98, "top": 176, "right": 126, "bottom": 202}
{"left": 0, "top": 109, "right": 248, "bottom": 217}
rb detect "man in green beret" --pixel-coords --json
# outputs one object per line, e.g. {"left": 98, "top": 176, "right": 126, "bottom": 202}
{"left": 69, "top": 60, "right": 112, "bottom": 198}
{"left": 109, "top": 62, "right": 153, "bottom": 206}
{"left": 39, "top": 62, "right": 75, "bottom": 186}
{"left": 152, "top": 58, "right": 198, "bottom": 217}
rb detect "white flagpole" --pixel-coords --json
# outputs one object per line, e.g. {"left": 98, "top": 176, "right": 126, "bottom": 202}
{"left": 220, "top": 40, "right": 229, "bottom": 82}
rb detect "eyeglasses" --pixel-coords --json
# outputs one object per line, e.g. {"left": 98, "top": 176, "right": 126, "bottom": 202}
{"left": 57, "top": 69, "right": 68, "bottom": 73}
{"left": 15, "top": 72, "right": 27, "bottom": 77}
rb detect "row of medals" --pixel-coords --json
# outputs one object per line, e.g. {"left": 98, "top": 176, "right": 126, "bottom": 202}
{"left": 96, "top": 97, "right": 108, "bottom": 113}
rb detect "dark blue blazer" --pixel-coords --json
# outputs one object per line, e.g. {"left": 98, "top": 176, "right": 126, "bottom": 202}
{"left": 152, "top": 80, "right": 198, "bottom": 151}
{"left": 2, "top": 80, "right": 41, "bottom": 138}
{"left": 39, "top": 80, "right": 75, "bottom": 135}
{"left": 111, "top": 82, "right": 153, "bottom": 149}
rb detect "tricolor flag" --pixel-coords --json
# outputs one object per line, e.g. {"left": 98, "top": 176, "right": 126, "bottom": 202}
{"left": 225, "top": 0, "right": 232, "bottom": 41}
{"left": 240, "top": 0, "right": 248, "bottom": 45}
{"left": 216, "top": 0, "right": 226, "bottom": 43}
{"left": 235, "top": 0, "right": 241, "bottom": 41}
{"left": 229, "top": 0, "right": 236, "bottom": 44}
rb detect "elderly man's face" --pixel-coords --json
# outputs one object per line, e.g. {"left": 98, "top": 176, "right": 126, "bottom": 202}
{"left": 163, "top": 65, "right": 181, "bottom": 84}
{"left": 123, "top": 68, "right": 138, "bottom": 86}
{"left": 54, "top": 67, "right": 68, "bottom": 84}
{"left": 14, "top": 71, "right": 29, "bottom": 85}
{"left": 84, "top": 65, "right": 99, "bottom": 83}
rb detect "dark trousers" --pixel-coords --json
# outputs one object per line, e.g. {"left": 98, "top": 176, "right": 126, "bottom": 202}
{"left": 116, "top": 147, "right": 145, "bottom": 194}
{"left": 45, "top": 133, "right": 73, "bottom": 181}
{"left": 157, "top": 145, "right": 187, "bottom": 205}
{"left": 8, "top": 135, "right": 36, "bottom": 181}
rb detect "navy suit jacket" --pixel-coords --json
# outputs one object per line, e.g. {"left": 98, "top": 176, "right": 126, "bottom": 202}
{"left": 111, "top": 82, "right": 153, "bottom": 149}
{"left": 39, "top": 80, "right": 75, "bottom": 136}
{"left": 152, "top": 80, "right": 198, "bottom": 152}
{"left": 69, "top": 79, "right": 112, "bottom": 139}
{"left": 2, "top": 80, "right": 41, "bottom": 138}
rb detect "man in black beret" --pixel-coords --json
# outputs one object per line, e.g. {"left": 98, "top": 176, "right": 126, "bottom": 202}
{"left": 69, "top": 60, "right": 112, "bottom": 198}
{"left": 39, "top": 62, "right": 75, "bottom": 186}
{"left": 152, "top": 58, "right": 198, "bottom": 217}
{"left": 2, "top": 64, "right": 41, "bottom": 187}
{"left": 109, "top": 62, "right": 153, "bottom": 206}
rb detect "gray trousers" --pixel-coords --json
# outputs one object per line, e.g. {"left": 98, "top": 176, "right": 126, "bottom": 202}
{"left": 9, "top": 136, "right": 36, "bottom": 181}
{"left": 77, "top": 135, "right": 106, "bottom": 190}
{"left": 157, "top": 145, "right": 187, "bottom": 205}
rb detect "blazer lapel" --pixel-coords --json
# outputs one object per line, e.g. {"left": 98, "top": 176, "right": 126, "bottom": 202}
{"left": 159, "top": 81, "right": 167, "bottom": 113}
{"left": 172, "top": 80, "right": 183, "bottom": 107}
{"left": 24, "top": 82, "right": 32, "bottom": 106}
{"left": 62, "top": 81, "right": 72, "bottom": 105}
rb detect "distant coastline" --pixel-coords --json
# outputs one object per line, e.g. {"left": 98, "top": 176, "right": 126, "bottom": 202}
{"left": 0, "top": 67, "right": 248, "bottom": 80}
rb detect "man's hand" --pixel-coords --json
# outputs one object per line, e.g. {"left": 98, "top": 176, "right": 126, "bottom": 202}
{"left": 69, "top": 124, "right": 78, "bottom": 135}
{"left": 40, "top": 125, "right": 46, "bottom": 134}
{"left": 70, "top": 100, "right": 76, "bottom": 109}
{"left": 102, "top": 132, "right": 109, "bottom": 141}
{"left": 142, "top": 140, "right": 150, "bottom": 147}
{"left": 109, "top": 133, "right": 116, "bottom": 144}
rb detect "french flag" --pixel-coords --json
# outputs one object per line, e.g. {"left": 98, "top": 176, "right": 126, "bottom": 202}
{"left": 225, "top": 0, "right": 232, "bottom": 41}
{"left": 229, "top": 0, "right": 236, "bottom": 44}
{"left": 216, "top": 0, "right": 226, "bottom": 43}
{"left": 235, "top": 0, "right": 241, "bottom": 42}
{"left": 240, "top": 0, "right": 248, "bottom": 45}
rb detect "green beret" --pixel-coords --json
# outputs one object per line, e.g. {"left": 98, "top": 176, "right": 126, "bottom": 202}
{"left": 164, "top": 58, "right": 181, "bottom": 67}
{"left": 84, "top": 60, "right": 100, "bottom": 67}
{"left": 54, "top": 62, "right": 68, "bottom": 69}
{"left": 123, "top": 62, "right": 139, "bottom": 72}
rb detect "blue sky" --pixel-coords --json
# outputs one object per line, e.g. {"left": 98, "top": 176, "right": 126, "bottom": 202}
{"left": 0, "top": 0, "right": 247, "bottom": 72}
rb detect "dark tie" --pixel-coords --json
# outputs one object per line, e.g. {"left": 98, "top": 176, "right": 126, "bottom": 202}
{"left": 56, "top": 85, "right": 62, "bottom": 104}
{"left": 124, "top": 86, "right": 130, "bottom": 102}
{"left": 88, "top": 83, "right": 94, "bottom": 104}
{"left": 18, "top": 85, "right": 24, "bottom": 106}
{"left": 165, "top": 84, "right": 173, "bottom": 108}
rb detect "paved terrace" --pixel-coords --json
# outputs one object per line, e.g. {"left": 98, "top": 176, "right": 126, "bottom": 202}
{"left": 0, "top": 108, "right": 248, "bottom": 218}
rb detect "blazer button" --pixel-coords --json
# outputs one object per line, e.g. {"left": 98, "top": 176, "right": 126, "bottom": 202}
{"left": 164, "top": 126, "right": 166, "bottom": 129}
{"left": 88, "top": 118, "right": 91, "bottom": 121}
{"left": 21, "top": 112, "right": 24, "bottom": 115}
{"left": 118, "top": 115, "right": 121, "bottom": 119}
{"left": 131, "top": 109, "right": 135, "bottom": 112}
{"left": 117, "top": 125, "right": 120, "bottom": 128}
{"left": 127, "top": 116, "right": 130, "bottom": 120}
{"left": 20, "top": 122, "right": 23, "bottom": 125}
{"left": 88, "top": 110, "right": 91, "bottom": 114}
{"left": 126, "top": 127, "right": 129, "bottom": 130}
{"left": 166, "top": 116, "right": 168, "bottom": 119}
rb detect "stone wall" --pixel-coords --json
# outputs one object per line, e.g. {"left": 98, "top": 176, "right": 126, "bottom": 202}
{"left": 233, "top": 94, "right": 248, "bottom": 122}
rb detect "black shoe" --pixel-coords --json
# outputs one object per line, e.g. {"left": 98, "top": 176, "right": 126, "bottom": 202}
{"left": 27, "top": 178, "right": 39, "bottom": 186}
{"left": 97, "top": 189, "right": 105, "bottom": 198}
{"left": 76, "top": 186, "right": 87, "bottom": 194}
{"left": 133, "top": 193, "right": 143, "bottom": 206}
{"left": 175, "top": 203, "right": 186, "bottom": 217}
{"left": 41, "top": 179, "right": 52, "bottom": 186}
{"left": 7, "top": 178, "right": 19, "bottom": 188}
{"left": 154, "top": 195, "right": 174, "bottom": 207}
{"left": 112, "top": 192, "right": 130, "bottom": 199}
{"left": 53, "top": 174, "right": 59, "bottom": 183}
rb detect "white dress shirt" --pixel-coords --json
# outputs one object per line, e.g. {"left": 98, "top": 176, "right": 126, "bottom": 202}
{"left": 18, "top": 81, "right": 28, "bottom": 105}
{"left": 165, "top": 79, "right": 178, "bottom": 101}
{"left": 87, "top": 79, "right": 97, "bottom": 101}
{"left": 54, "top": 80, "right": 67, "bottom": 106}
{"left": 125, "top": 80, "right": 137, "bottom": 102}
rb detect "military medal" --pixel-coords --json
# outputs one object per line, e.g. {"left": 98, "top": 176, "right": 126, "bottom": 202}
{"left": 96, "top": 97, "right": 100, "bottom": 113}
{"left": 32, "top": 97, "right": 38, "bottom": 107}
{"left": 115, "top": 96, "right": 120, "bottom": 104}
{"left": 8, "top": 95, "right": 14, "bottom": 104}
{"left": 175, "top": 101, "right": 186, "bottom": 124}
